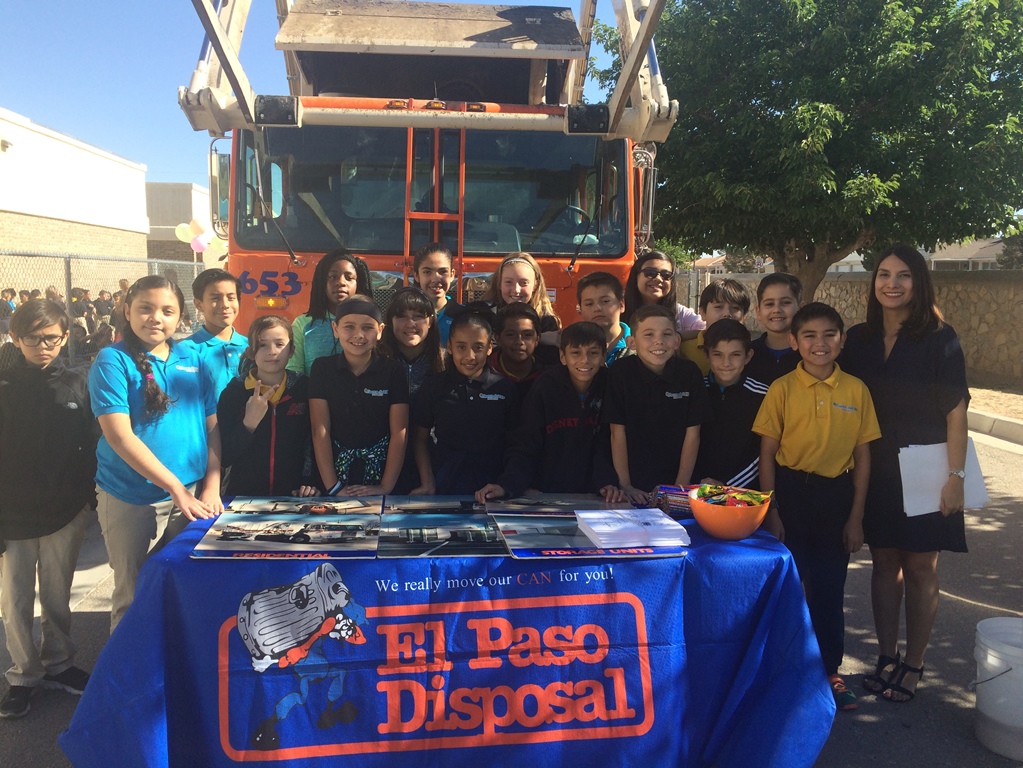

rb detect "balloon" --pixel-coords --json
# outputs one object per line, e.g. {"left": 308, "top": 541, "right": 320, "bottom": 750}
{"left": 191, "top": 235, "right": 208, "bottom": 253}
{"left": 189, "top": 218, "right": 205, "bottom": 237}
{"left": 174, "top": 223, "right": 193, "bottom": 243}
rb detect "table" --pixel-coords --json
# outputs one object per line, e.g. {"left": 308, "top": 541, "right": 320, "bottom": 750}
{"left": 59, "top": 516, "right": 835, "bottom": 767}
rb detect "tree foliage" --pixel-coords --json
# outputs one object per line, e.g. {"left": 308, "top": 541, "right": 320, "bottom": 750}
{"left": 653, "top": 237, "right": 699, "bottom": 268}
{"left": 997, "top": 234, "right": 1023, "bottom": 269}
{"left": 597, "top": 0, "right": 1023, "bottom": 297}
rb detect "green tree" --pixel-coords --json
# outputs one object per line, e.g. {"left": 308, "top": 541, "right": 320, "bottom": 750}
{"left": 653, "top": 237, "right": 699, "bottom": 268}
{"left": 597, "top": 0, "right": 1023, "bottom": 298}
{"left": 997, "top": 234, "right": 1023, "bottom": 269}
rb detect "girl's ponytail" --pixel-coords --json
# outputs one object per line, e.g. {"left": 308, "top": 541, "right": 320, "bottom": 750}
{"left": 122, "top": 275, "right": 184, "bottom": 418}
{"left": 122, "top": 324, "right": 174, "bottom": 417}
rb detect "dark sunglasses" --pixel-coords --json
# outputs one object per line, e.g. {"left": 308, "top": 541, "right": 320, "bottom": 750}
{"left": 640, "top": 267, "right": 674, "bottom": 281}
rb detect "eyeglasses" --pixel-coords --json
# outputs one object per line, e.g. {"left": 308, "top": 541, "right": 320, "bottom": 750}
{"left": 19, "top": 333, "right": 67, "bottom": 348}
{"left": 640, "top": 267, "right": 675, "bottom": 281}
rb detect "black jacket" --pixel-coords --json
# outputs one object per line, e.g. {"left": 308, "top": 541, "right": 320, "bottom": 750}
{"left": 0, "top": 356, "right": 97, "bottom": 540}
{"left": 497, "top": 365, "right": 615, "bottom": 497}
{"left": 692, "top": 373, "right": 768, "bottom": 489}
{"left": 217, "top": 371, "right": 315, "bottom": 496}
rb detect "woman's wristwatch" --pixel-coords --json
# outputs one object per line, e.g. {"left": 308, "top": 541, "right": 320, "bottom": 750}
{"left": 948, "top": 469, "right": 966, "bottom": 479}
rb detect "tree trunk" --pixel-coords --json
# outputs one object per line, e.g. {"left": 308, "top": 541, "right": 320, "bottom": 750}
{"left": 769, "top": 230, "right": 874, "bottom": 301}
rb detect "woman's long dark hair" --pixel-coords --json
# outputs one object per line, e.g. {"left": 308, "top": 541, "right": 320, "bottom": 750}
{"left": 306, "top": 249, "right": 373, "bottom": 321}
{"left": 623, "top": 250, "right": 677, "bottom": 325}
{"left": 121, "top": 275, "right": 185, "bottom": 417}
{"left": 379, "top": 287, "right": 444, "bottom": 373}
{"left": 865, "top": 244, "right": 943, "bottom": 340}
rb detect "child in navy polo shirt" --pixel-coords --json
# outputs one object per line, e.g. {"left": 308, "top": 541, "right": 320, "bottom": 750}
{"left": 746, "top": 272, "right": 802, "bottom": 385}
{"left": 476, "top": 322, "right": 620, "bottom": 502}
{"left": 179, "top": 269, "right": 247, "bottom": 397}
{"left": 309, "top": 296, "right": 409, "bottom": 496}
{"left": 605, "top": 304, "right": 711, "bottom": 504}
{"left": 692, "top": 319, "right": 769, "bottom": 488}
{"left": 413, "top": 312, "right": 518, "bottom": 495}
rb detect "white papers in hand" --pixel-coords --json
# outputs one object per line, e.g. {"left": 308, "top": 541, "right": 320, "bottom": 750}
{"left": 898, "top": 439, "right": 988, "bottom": 517}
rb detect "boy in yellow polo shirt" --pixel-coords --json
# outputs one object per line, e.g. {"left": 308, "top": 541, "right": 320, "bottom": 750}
{"left": 679, "top": 278, "right": 750, "bottom": 375}
{"left": 753, "top": 302, "right": 881, "bottom": 712}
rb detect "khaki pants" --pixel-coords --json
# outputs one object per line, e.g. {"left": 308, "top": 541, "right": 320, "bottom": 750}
{"left": 96, "top": 488, "right": 191, "bottom": 633}
{"left": 1, "top": 507, "right": 90, "bottom": 687}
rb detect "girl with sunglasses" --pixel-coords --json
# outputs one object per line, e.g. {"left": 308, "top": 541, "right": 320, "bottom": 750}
{"left": 623, "top": 251, "right": 704, "bottom": 340}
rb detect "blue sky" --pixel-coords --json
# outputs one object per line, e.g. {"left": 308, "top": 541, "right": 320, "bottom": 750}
{"left": 2, "top": 1, "right": 613, "bottom": 189}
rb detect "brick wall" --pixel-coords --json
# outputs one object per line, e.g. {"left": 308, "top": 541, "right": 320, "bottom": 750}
{"left": 0, "top": 210, "right": 146, "bottom": 258}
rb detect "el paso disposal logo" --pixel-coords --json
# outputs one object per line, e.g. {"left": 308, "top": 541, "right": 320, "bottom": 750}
{"left": 219, "top": 565, "right": 654, "bottom": 761}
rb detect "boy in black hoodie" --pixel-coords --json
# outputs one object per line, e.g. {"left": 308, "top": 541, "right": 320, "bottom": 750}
{"left": 0, "top": 300, "right": 97, "bottom": 718}
{"left": 476, "top": 322, "right": 620, "bottom": 502}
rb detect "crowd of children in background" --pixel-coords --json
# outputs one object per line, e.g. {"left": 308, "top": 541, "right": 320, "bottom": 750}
{"left": 0, "top": 242, "right": 969, "bottom": 719}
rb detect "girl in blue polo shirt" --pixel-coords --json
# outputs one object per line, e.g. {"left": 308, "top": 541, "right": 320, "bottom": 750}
{"left": 89, "top": 276, "right": 222, "bottom": 631}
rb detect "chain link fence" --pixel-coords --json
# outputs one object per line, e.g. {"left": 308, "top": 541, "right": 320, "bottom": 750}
{"left": 0, "top": 250, "right": 207, "bottom": 364}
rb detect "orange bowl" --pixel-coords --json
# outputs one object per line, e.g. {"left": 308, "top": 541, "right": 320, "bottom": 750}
{"left": 688, "top": 488, "right": 770, "bottom": 540}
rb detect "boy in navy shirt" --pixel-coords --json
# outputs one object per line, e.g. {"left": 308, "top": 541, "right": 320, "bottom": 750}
{"left": 180, "top": 269, "right": 247, "bottom": 397}
{"left": 692, "top": 319, "right": 768, "bottom": 488}
{"left": 413, "top": 312, "right": 518, "bottom": 494}
{"left": 605, "top": 305, "right": 711, "bottom": 503}
{"left": 746, "top": 272, "right": 802, "bottom": 385}
{"left": 476, "top": 322, "right": 619, "bottom": 502}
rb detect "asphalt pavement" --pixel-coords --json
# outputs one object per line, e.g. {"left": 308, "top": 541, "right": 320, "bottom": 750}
{"left": 1, "top": 427, "right": 1022, "bottom": 767}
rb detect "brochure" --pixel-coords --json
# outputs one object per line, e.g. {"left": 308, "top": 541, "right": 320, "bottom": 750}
{"left": 224, "top": 496, "right": 382, "bottom": 514}
{"left": 190, "top": 513, "right": 381, "bottom": 559}
{"left": 377, "top": 512, "right": 508, "bottom": 557}
{"left": 493, "top": 514, "right": 688, "bottom": 559}
{"left": 576, "top": 508, "right": 691, "bottom": 548}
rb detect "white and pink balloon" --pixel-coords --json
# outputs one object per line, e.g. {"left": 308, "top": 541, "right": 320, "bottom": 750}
{"left": 174, "top": 219, "right": 228, "bottom": 258}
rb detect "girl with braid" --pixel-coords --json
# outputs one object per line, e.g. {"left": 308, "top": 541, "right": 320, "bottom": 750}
{"left": 88, "top": 276, "right": 223, "bottom": 631}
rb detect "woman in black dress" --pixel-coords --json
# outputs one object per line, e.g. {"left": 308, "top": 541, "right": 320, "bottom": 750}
{"left": 841, "top": 244, "right": 969, "bottom": 703}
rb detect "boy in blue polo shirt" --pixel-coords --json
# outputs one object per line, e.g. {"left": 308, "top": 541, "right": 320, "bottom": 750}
{"left": 576, "top": 271, "right": 632, "bottom": 366}
{"left": 753, "top": 302, "right": 880, "bottom": 711}
{"left": 180, "top": 269, "right": 247, "bottom": 397}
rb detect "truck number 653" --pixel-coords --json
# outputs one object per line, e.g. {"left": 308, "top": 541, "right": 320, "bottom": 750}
{"left": 238, "top": 271, "right": 302, "bottom": 297}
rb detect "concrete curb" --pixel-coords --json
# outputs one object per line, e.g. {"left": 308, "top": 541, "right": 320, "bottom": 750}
{"left": 969, "top": 408, "right": 1023, "bottom": 447}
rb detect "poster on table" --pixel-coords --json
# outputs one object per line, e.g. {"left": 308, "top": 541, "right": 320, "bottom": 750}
{"left": 60, "top": 516, "right": 837, "bottom": 768}
{"left": 190, "top": 513, "right": 382, "bottom": 559}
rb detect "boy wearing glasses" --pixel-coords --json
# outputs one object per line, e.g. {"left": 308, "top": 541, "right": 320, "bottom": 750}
{"left": 605, "top": 304, "right": 711, "bottom": 504}
{"left": 0, "top": 300, "right": 97, "bottom": 718}
{"left": 576, "top": 271, "right": 633, "bottom": 366}
{"left": 679, "top": 278, "right": 752, "bottom": 375}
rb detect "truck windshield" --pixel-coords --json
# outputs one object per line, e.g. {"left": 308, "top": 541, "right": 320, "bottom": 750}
{"left": 234, "top": 126, "right": 628, "bottom": 258}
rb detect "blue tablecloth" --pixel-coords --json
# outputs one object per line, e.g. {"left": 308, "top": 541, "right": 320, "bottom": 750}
{"left": 60, "top": 519, "right": 834, "bottom": 767}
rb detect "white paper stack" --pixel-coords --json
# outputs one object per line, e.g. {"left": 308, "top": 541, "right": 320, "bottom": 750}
{"left": 575, "top": 508, "right": 691, "bottom": 548}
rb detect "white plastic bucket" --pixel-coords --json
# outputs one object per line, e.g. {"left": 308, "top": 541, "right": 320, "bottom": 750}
{"left": 974, "top": 617, "right": 1023, "bottom": 761}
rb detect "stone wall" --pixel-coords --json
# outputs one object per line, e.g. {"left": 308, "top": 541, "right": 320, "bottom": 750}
{"left": 704, "top": 271, "right": 1023, "bottom": 381}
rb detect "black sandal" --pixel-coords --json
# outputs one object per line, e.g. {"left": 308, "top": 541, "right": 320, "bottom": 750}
{"left": 884, "top": 661, "right": 924, "bottom": 703}
{"left": 863, "top": 652, "right": 900, "bottom": 694}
